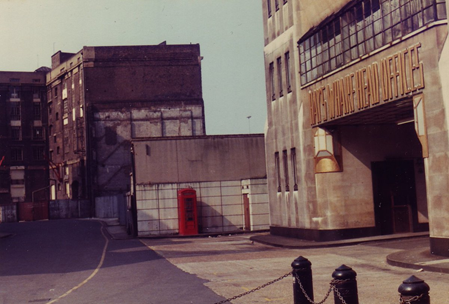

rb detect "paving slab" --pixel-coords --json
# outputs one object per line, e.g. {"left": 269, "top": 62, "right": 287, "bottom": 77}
{"left": 140, "top": 233, "right": 449, "bottom": 303}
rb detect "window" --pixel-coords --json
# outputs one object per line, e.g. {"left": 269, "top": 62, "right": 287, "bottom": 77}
{"left": 269, "top": 62, "right": 275, "bottom": 100}
{"left": 277, "top": 57, "right": 283, "bottom": 97}
{"left": 10, "top": 103, "right": 20, "bottom": 120}
{"left": 62, "top": 81, "right": 68, "bottom": 100}
{"left": 65, "top": 182, "right": 70, "bottom": 197}
{"left": 64, "top": 130, "right": 69, "bottom": 150}
{"left": 11, "top": 127, "right": 22, "bottom": 140}
{"left": 33, "top": 88, "right": 40, "bottom": 100}
{"left": 57, "top": 146, "right": 60, "bottom": 154}
{"left": 56, "top": 112, "right": 59, "bottom": 120}
{"left": 275, "top": 152, "right": 281, "bottom": 192}
{"left": 33, "top": 146, "right": 45, "bottom": 160}
{"left": 10, "top": 87, "right": 20, "bottom": 99}
{"left": 10, "top": 147, "right": 23, "bottom": 161}
{"left": 299, "top": 0, "right": 447, "bottom": 84}
{"left": 11, "top": 179, "right": 25, "bottom": 185}
{"left": 63, "top": 99, "right": 69, "bottom": 114}
{"left": 9, "top": 78, "right": 20, "bottom": 83}
{"left": 54, "top": 87, "right": 58, "bottom": 98}
{"left": 33, "top": 127, "right": 44, "bottom": 140}
{"left": 0, "top": 171, "right": 9, "bottom": 190}
{"left": 33, "top": 103, "right": 41, "bottom": 120}
{"left": 285, "top": 52, "right": 292, "bottom": 92}
{"left": 267, "top": 0, "right": 272, "bottom": 17}
{"left": 291, "top": 148, "right": 298, "bottom": 190}
{"left": 10, "top": 127, "right": 21, "bottom": 140}
{"left": 283, "top": 150, "right": 289, "bottom": 191}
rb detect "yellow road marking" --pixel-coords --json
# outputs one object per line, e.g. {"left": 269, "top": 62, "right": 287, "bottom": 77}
{"left": 47, "top": 222, "right": 109, "bottom": 304}
{"left": 264, "top": 297, "right": 287, "bottom": 302}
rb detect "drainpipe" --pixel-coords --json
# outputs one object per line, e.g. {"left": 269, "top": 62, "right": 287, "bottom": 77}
{"left": 130, "top": 143, "right": 138, "bottom": 237}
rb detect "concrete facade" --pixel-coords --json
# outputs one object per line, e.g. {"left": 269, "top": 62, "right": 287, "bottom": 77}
{"left": 0, "top": 70, "right": 49, "bottom": 222}
{"left": 46, "top": 44, "right": 205, "bottom": 216}
{"left": 262, "top": 0, "right": 449, "bottom": 254}
{"left": 131, "top": 135, "right": 269, "bottom": 236}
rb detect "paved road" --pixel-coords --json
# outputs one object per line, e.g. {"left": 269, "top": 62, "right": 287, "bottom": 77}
{"left": 141, "top": 234, "right": 449, "bottom": 303}
{"left": 0, "top": 220, "right": 225, "bottom": 304}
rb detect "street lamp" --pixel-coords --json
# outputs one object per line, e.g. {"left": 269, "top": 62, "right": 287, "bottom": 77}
{"left": 247, "top": 116, "right": 251, "bottom": 134}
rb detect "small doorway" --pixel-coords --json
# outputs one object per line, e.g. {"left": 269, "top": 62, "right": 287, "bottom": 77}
{"left": 243, "top": 194, "right": 251, "bottom": 231}
{"left": 72, "top": 181, "right": 79, "bottom": 200}
{"left": 372, "top": 160, "right": 418, "bottom": 235}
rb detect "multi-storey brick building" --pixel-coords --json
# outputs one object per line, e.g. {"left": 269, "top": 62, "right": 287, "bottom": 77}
{"left": 47, "top": 43, "right": 206, "bottom": 216}
{"left": 0, "top": 69, "right": 49, "bottom": 221}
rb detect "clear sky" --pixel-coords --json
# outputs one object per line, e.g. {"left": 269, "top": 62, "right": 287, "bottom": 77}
{"left": 0, "top": 0, "right": 266, "bottom": 135}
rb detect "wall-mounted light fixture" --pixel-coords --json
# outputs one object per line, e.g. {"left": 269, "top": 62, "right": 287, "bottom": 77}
{"left": 313, "top": 128, "right": 342, "bottom": 173}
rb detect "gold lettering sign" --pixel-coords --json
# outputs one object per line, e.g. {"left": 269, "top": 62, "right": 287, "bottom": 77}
{"left": 309, "top": 43, "right": 425, "bottom": 126}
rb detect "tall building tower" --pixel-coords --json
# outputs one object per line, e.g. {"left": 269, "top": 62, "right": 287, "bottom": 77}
{"left": 262, "top": 0, "right": 449, "bottom": 255}
{"left": 0, "top": 70, "right": 49, "bottom": 221}
{"left": 46, "top": 44, "right": 206, "bottom": 215}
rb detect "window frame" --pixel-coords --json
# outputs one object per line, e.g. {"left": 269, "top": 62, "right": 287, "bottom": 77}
{"left": 32, "top": 146, "right": 45, "bottom": 161}
{"left": 283, "top": 150, "right": 289, "bottom": 191}
{"left": 285, "top": 51, "right": 292, "bottom": 92}
{"left": 291, "top": 148, "right": 298, "bottom": 191}
{"left": 269, "top": 62, "right": 276, "bottom": 100}
{"left": 267, "top": 0, "right": 272, "bottom": 17}
{"left": 298, "top": 0, "right": 446, "bottom": 85}
{"left": 277, "top": 57, "right": 283, "bottom": 97}
{"left": 33, "top": 103, "right": 42, "bottom": 120}
{"left": 10, "top": 147, "right": 23, "bottom": 161}
{"left": 32, "top": 127, "right": 44, "bottom": 141}
{"left": 275, "top": 152, "right": 281, "bottom": 192}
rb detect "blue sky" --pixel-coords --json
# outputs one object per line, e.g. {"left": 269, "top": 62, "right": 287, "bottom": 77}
{"left": 0, "top": 0, "right": 266, "bottom": 135}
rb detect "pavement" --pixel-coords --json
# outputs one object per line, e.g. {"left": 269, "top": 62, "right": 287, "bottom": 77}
{"left": 2, "top": 219, "right": 449, "bottom": 274}
{"left": 250, "top": 231, "right": 449, "bottom": 274}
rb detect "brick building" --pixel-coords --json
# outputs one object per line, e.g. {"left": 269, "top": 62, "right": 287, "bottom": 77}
{"left": 46, "top": 43, "right": 205, "bottom": 216}
{"left": 0, "top": 69, "right": 49, "bottom": 222}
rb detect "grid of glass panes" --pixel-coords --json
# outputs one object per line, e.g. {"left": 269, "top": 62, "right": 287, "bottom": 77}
{"left": 9, "top": 103, "right": 20, "bottom": 120}
{"left": 10, "top": 147, "right": 23, "bottom": 161}
{"left": 33, "top": 146, "right": 45, "bottom": 161}
{"left": 299, "top": 0, "right": 447, "bottom": 85}
{"left": 11, "top": 127, "right": 21, "bottom": 140}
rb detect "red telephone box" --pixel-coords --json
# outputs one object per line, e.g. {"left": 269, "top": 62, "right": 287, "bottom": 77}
{"left": 178, "top": 189, "right": 198, "bottom": 235}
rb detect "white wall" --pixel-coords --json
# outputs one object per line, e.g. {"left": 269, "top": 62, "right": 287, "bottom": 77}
{"left": 136, "top": 179, "right": 269, "bottom": 236}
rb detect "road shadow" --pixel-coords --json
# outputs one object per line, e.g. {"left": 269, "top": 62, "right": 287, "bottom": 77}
{"left": 0, "top": 219, "right": 163, "bottom": 276}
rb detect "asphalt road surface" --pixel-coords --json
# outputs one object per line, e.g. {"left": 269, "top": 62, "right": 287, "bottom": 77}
{"left": 3, "top": 220, "right": 449, "bottom": 304}
{"left": 0, "top": 220, "right": 225, "bottom": 304}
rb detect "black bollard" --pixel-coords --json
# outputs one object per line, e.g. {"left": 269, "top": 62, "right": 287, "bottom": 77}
{"left": 331, "top": 265, "right": 359, "bottom": 304}
{"left": 291, "top": 256, "right": 314, "bottom": 304}
{"left": 398, "top": 275, "right": 430, "bottom": 304}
